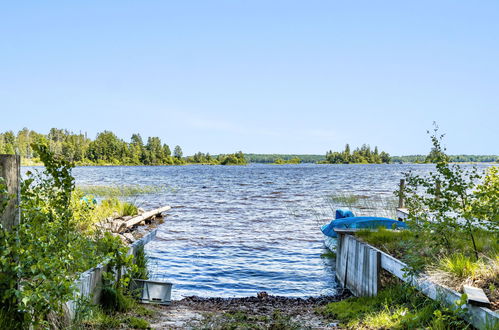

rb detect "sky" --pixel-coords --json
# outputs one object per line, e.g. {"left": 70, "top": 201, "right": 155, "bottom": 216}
{"left": 1, "top": 1, "right": 498, "bottom": 156}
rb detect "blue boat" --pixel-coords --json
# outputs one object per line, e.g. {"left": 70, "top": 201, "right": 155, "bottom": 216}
{"left": 321, "top": 209, "right": 408, "bottom": 251}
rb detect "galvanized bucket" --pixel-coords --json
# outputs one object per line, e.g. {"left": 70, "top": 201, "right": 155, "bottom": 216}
{"left": 131, "top": 279, "right": 173, "bottom": 305}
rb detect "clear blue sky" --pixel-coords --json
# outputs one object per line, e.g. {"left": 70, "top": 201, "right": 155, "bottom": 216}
{"left": 1, "top": 1, "right": 498, "bottom": 156}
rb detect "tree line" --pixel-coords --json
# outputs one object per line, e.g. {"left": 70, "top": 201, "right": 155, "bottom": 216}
{"left": 324, "top": 144, "right": 391, "bottom": 164}
{"left": 392, "top": 154, "right": 499, "bottom": 163}
{"left": 0, "top": 128, "right": 246, "bottom": 165}
{"left": 1, "top": 128, "right": 496, "bottom": 165}
{"left": 244, "top": 154, "right": 325, "bottom": 163}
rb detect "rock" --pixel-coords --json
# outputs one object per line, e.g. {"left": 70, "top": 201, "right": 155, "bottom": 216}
{"left": 123, "top": 233, "right": 135, "bottom": 243}
{"left": 111, "top": 220, "right": 126, "bottom": 233}
{"left": 96, "top": 222, "right": 111, "bottom": 230}
{"left": 111, "top": 233, "right": 128, "bottom": 244}
{"left": 257, "top": 292, "right": 268, "bottom": 300}
{"left": 133, "top": 231, "right": 145, "bottom": 240}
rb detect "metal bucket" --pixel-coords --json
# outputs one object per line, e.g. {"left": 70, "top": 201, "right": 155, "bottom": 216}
{"left": 131, "top": 279, "right": 173, "bottom": 305}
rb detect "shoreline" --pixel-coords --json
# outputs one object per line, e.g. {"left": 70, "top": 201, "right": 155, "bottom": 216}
{"left": 146, "top": 292, "right": 351, "bottom": 329}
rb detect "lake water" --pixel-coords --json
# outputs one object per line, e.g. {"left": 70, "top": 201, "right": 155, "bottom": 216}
{"left": 66, "top": 163, "right": 489, "bottom": 299}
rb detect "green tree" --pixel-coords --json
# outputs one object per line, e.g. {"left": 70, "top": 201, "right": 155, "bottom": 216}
{"left": 173, "top": 145, "right": 183, "bottom": 159}
{"left": 86, "top": 131, "right": 124, "bottom": 163}
{"left": 401, "top": 127, "right": 489, "bottom": 260}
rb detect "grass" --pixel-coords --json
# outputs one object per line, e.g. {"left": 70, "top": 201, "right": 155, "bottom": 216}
{"left": 355, "top": 227, "right": 414, "bottom": 259}
{"left": 126, "top": 316, "right": 151, "bottom": 329}
{"left": 319, "top": 283, "right": 469, "bottom": 329}
{"left": 439, "top": 254, "right": 480, "bottom": 279}
{"left": 77, "top": 184, "right": 167, "bottom": 198}
{"left": 72, "top": 188, "right": 141, "bottom": 233}
{"left": 320, "top": 250, "right": 337, "bottom": 258}
{"left": 73, "top": 293, "right": 155, "bottom": 329}
{"left": 0, "top": 309, "right": 20, "bottom": 330}
{"left": 325, "top": 192, "right": 398, "bottom": 219}
{"left": 131, "top": 244, "right": 150, "bottom": 280}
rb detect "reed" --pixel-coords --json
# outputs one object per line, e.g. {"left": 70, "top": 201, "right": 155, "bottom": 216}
{"left": 77, "top": 184, "right": 167, "bottom": 198}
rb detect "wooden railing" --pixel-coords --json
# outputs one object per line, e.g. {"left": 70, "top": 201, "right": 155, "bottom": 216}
{"left": 335, "top": 231, "right": 498, "bottom": 330}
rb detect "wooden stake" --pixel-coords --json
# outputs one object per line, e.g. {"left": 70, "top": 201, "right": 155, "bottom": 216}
{"left": 0, "top": 155, "right": 21, "bottom": 230}
{"left": 398, "top": 179, "right": 405, "bottom": 208}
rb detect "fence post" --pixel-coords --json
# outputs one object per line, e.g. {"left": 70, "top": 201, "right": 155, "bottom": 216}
{"left": 398, "top": 179, "right": 405, "bottom": 208}
{"left": 0, "top": 155, "right": 21, "bottom": 230}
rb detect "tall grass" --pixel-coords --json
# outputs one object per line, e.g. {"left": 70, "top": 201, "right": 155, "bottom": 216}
{"left": 325, "top": 192, "right": 398, "bottom": 219}
{"left": 439, "top": 254, "right": 480, "bottom": 279}
{"left": 77, "top": 184, "right": 167, "bottom": 198}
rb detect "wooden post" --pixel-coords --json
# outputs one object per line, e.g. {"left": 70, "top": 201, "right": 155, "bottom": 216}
{"left": 398, "top": 179, "right": 405, "bottom": 208}
{"left": 0, "top": 155, "right": 21, "bottom": 230}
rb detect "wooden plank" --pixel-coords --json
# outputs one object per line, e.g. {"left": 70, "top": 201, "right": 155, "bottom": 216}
{"left": 0, "top": 155, "right": 21, "bottom": 230}
{"left": 340, "top": 234, "right": 348, "bottom": 287}
{"left": 398, "top": 179, "right": 405, "bottom": 208}
{"left": 335, "top": 234, "right": 345, "bottom": 287}
{"left": 123, "top": 205, "right": 171, "bottom": 230}
{"left": 463, "top": 285, "right": 491, "bottom": 308}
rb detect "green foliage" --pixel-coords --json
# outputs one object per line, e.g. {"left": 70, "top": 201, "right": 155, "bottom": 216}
{"left": 78, "top": 184, "right": 168, "bottom": 198}
{"left": 131, "top": 244, "right": 149, "bottom": 280}
{"left": 0, "top": 128, "right": 178, "bottom": 166}
{"left": 392, "top": 154, "right": 499, "bottom": 163}
{"left": 273, "top": 157, "right": 301, "bottom": 164}
{"left": 0, "top": 143, "right": 149, "bottom": 328}
{"left": 0, "top": 128, "right": 255, "bottom": 166}
{"left": 439, "top": 254, "right": 480, "bottom": 279}
{"left": 320, "top": 283, "right": 469, "bottom": 329}
{"left": 126, "top": 316, "right": 151, "bottom": 329}
{"left": 472, "top": 166, "right": 499, "bottom": 223}
{"left": 218, "top": 151, "right": 247, "bottom": 165}
{"left": 401, "top": 125, "right": 497, "bottom": 260}
{"left": 100, "top": 285, "right": 134, "bottom": 314}
{"left": 325, "top": 143, "right": 391, "bottom": 164}
{"left": 320, "top": 250, "right": 336, "bottom": 258}
{"left": 244, "top": 153, "right": 325, "bottom": 163}
{"left": 0, "top": 144, "right": 100, "bottom": 327}
{"left": 0, "top": 177, "right": 11, "bottom": 215}
{"left": 356, "top": 227, "right": 414, "bottom": 256}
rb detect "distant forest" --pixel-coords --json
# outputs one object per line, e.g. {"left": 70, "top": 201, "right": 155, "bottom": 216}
{"left": 0, "top": 128, "right": 246, "bottom": 166}
{"left": 324, "top": 144, "right": 391, "bottom": 164}
{"left": 245, "top": 154, "right": 325, "bottom": 163}
{"left": 0, "top": 128, "right": 497, "bottom": 165}
{"left": 391, "top": 154, "right": 499, "bottom": 163}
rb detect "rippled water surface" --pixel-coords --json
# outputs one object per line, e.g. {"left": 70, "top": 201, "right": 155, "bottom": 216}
{"left": 66, "top": 164, "right": 488, "bottom": 299}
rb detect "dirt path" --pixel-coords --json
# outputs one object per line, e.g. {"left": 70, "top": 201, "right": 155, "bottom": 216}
{"left": 147, "top": 292, "right": 350, "bottom": 329}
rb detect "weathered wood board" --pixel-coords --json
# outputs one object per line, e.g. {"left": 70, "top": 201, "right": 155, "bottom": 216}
{"left": 335, "top": 233, "right": 380, "bottom": 297}
{"left": 122, "top": 205, "right": 171, "bottom": 230}
{"left": 463, "top": 285, "right": 491, "bottom": 308}
{"left": 0, "top": 155, "right": 21, "bottom": 230}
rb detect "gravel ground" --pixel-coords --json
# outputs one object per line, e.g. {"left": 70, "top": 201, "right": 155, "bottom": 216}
{"left": 147, "top": 292, "right": 351, "bottom": 329}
